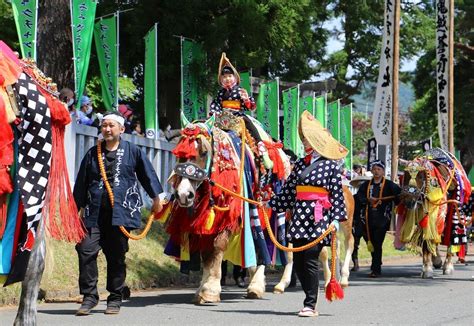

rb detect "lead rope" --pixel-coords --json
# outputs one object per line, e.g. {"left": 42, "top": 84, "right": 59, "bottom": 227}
{"left": 364, "top": 177, "right": 386, "bottom": 253}
{"left": 97, "top": 140, "right": 155, "bottom": 240}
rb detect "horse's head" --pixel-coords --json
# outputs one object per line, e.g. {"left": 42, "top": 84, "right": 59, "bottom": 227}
{"left": 401, "top": 159, "right": 428, "bottom": 209}
{"left": 168, "top": 113, "right": 215, "bottom": 207}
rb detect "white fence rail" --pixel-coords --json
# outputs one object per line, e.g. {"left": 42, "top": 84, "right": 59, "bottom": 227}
{"left": 65, "top": 123, "right": 176, "bottom": 193}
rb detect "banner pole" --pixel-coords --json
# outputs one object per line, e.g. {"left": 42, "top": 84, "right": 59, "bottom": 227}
{"left": 391, "top": 0, "right": 400, "bottom": 180}
{"left": 337, "top": 99, "right": 341, "bottom": 141}
{"left": 350, "top": 103, "right": 353, "bottom": 172}
{"left": 69, "top": 0, "right": 77, "bottom": 95}
{"left": 276, "top": 77, "right": 280, "bottom": 140}
{"left": 116, "top": 11, "right": 120, "bottom": 110}
{"left": 448, "top": 0, "right": 454, "bottom": 152}
{"left": 180, "top": 36, "right": 184, "bottom": 112}
{"left": 155, "top": 23, "right": 159, "bottom": 138}
{"left": 34, "top": 0, "right": 38, "bottom": 61}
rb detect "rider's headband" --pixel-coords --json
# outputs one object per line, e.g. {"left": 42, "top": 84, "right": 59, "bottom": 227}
{"left": 102, "top": 113, "right": 125, "bottom": 126}
{"left": 370, "top": 160, "right": 385, "bottom": 170}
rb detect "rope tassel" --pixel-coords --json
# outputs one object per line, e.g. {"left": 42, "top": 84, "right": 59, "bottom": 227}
{"left": 325, "top": 229, "right": 344, "bottom": 302}
{"left": 367, "top": 240, "right": 374, "bottom": 253}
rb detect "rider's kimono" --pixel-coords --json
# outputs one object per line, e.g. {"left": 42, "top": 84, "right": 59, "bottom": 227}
{"left": 209, "top": 84, "right": 256, "bottom": 116}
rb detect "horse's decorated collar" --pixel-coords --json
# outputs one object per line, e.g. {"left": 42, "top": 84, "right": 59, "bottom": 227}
{"left": 174, "top": 162, "right": 208, "bottom": 181}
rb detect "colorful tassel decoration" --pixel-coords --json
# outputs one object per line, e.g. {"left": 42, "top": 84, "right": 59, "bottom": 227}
{"left": 325, "top": 277, "right": 345, "bottom": 302}
{"left": 205, "top": 207, "right": 215, "bottom": 231}
{"left": 419, "top": 214, "right": 429, "bottom": 228}
{"left": 325, "top": 228, "right": 344, "bottom": 302}
{"left": 154, "top": 201, "right": 172, "bottom": 224}
{"left": 367, "top": 240, "right": 374, "bottom": 253}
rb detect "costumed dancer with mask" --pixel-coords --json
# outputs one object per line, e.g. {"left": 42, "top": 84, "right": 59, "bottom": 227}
{"left": 269, "top": 111, "right": 348, "bottom": 317}
{"left": 73, "top": 112, "right": 164, "bottom": 315}
{"left": 354, "top": 160, "right": 401, "bottom": 277}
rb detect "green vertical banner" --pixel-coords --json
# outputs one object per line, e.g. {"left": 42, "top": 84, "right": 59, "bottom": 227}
{"left": 299, "top": 95, "right": 314, "bottom": 116}
{"left": 327, "top": 100, "right": 340, "bottom": 141}
{"left": 340, "top": 104, "right": 353, "bottom": 171}
{"left": 71, "top": 0, "right": 97, "bottom": 108}
{"left": 282, "top": 87, "right": 299, "bottom": 152}
{"left": 240, "top": 71, "right": 251, "bottom": 95}
{"left": 94, "top": 15, "right": 118, "bottom": 111}
{"left": 144, "top": 23, "right": 158, "bottom": 139}
{"left": 181, "top": 38, "right": 207, "bottom": 122}
{"left": 257, "top": 80, "right": 279, "bottom": 140}
{"left": 314, "top": 95, "right": 326, "bottom": 128}
{"left": 11, "top": 0, "right": 38, "bottom": 60}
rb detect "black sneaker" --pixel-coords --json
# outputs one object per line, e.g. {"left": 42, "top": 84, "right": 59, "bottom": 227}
{"left": 104, "top": 301, "right": 121, "bottom": 314}
{"left": 76, "top": 295, "right": 98, "bottom": 316}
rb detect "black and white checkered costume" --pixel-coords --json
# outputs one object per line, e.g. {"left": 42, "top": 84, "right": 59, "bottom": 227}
{"left": 5, "top": 72, "right": 52, "bottom": 285}
{"left": 269, "top": 157, "right": 346, "bottom": 245}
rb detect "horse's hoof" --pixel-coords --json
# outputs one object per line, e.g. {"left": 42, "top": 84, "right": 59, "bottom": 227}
{"left": 246, "top": 290, "right": 264, "bottom": 299}
{"left": 421, "top": 271, "right": 434, "bottom": 279}
{"left": 443, "top": 268, "right": 454, "bottom": 275}
{"left": 194, "top": 293, "right": 220, "bottom": 305}
{"left": 273, "top": 285, "right": 285, "bottom": 294}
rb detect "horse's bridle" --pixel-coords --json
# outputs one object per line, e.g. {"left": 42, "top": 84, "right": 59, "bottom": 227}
{"left": 173, "top": 134, "right": 213, "bottom": 194}
{"left": 174, "top": 162, "right": 208, "bottom": 182}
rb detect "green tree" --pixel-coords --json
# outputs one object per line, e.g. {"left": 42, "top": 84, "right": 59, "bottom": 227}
{"left": 0, "top": 0, "right": 18, "bottom": 50}
{"left": 322, "top": 0, "right": 435, "bottom": 103}
{"left": 352, "top": 112, "right": 374, "bottom": 166}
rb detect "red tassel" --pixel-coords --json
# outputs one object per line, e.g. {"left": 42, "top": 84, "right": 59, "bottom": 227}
{"left": 325, "top": 277, "right": 345, "bottom": 302}
{"left": 262, "top": 140, "right": 285, "bottom": 180}
{"left": 40, "top": 89, "right": 86, "bottom": 243}
{"left": 419, "top": 215, "right": 429, "bottom": 228}
{"left": 325, "top": 227, "right": 344, "bottom": 302}
{"left": 172, "top": 128, "right": 200, "bottom": 159}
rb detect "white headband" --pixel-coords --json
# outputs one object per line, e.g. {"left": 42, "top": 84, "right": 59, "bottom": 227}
{"left": 102, "top": 113, "right": 125, "bottom": 126}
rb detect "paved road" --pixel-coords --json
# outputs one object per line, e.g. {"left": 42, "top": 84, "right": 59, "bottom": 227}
{"left": 1, "top": 254, "right": 473, "bottom": 325}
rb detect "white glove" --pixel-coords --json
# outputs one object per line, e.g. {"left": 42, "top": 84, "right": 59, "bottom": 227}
{"left": 96, "top": 112, "right": 104, "bottom": 121}
{"left": 330, "top": 220, "right": 339, "bottom": 232}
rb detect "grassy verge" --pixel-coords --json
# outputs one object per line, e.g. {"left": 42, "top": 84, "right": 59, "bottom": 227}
{"left": 0, "top": 218, "right": 185, "bottom": 306}
{"left": 1, "top": 223, "right": 416, "bottom": 306}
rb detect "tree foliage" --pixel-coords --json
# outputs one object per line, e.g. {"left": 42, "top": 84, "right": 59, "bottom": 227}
{"left": 324, "top": 0, "right": 435, "bottom": 103}
{"left": 408, "top": 1, "right": 474, "bottom": 170}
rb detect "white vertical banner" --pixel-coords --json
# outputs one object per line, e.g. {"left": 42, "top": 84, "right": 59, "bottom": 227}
{"left": 436, "top": 0, "right": 450, "bottom": 151}
{"left": 372, "top": 0, "right": 395, "bottom": 146}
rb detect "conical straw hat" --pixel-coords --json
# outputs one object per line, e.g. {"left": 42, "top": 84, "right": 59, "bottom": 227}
{"left": 298, "top": 110, "right": 348, "bottom": 160}
{"left": 217, "top": 52, "right": 240, "bottom": 85}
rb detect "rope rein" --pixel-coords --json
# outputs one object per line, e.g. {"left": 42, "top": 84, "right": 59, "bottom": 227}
{"left": 97, "top": 140, "right": 155, "bottom": 240}
{"left": 209, "top": 118, "right": 336, "bottom": 252}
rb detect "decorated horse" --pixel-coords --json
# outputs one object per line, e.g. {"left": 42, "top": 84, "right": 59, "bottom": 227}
{"left": 0, "top": 42, "right": 84, "bottom": 325}
{"left": 398, "top": 148, "right": 471, "bottom": 278}
{"left": 161, "top": 110, "right": 294, "bottom": 303}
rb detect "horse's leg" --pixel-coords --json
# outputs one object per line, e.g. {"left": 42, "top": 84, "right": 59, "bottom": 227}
{"left": 432, "top": 245, "right": 443, "bottom": 269}
{"left": 340, "top": 222, "right": 354, "bottom": 288}
{"left": 246, "top": 265, "right": 266, "bottom": 299}
{"left": 340, "top": 186, "right": 354, "bottom": 287}
{"left": 195, "top": 249, "right": 223, "bottom": 304}
{"left": 443, "top": 246, "right": 455, "bottom": 275}
{"left": 421, "top": 242, "right": 434, "bottom": 279}
{"left": 319, "top": 246, "right": 331, "bottom": 287}
{"left": 273, "top": 244, "right": 293, "bottom": 294}
{"left": 14, "top": 223, "right": 46, "bottom": 326}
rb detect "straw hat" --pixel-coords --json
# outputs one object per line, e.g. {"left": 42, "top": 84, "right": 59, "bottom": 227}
{"left": 217, "top": 52, "right": 240, "bottom": 85}
{"left": 349, "top": 175, "right": 372, "bottom": 188}
{"left": 298, "top": 110, "right": 348, "bottom": 160}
